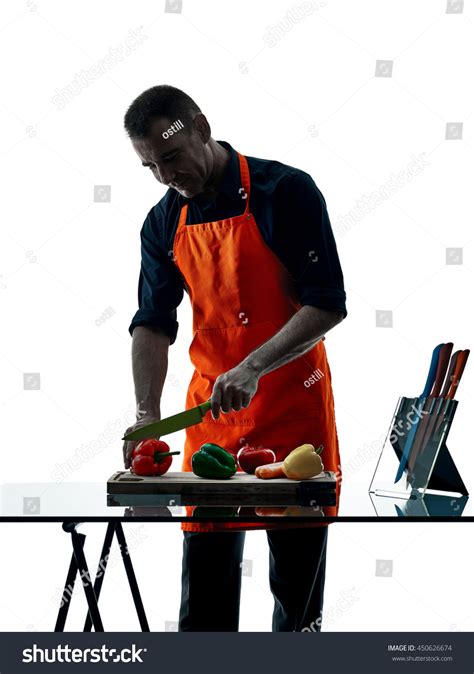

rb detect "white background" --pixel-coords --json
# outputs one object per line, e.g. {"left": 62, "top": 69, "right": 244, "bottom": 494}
{"left": 0, "top": 0, "right": 472, "bottom": 631}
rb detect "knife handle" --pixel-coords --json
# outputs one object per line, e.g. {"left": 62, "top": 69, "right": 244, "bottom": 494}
{"left": 198, "top": 400, "right": 212, "bottom": 416}
{"left": 430, "top": 342, "right": 453, "bottom": 398}
{"left": 439, "top": 350, "right": 461, "bottom": 399}
{"left": 421, "top": 343, "right": 444, "bottom": 397}
{"left": 446, "top": 349, "right": 470, "bottom": 399}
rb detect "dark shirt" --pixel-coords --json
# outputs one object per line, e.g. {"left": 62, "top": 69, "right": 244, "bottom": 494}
{"left": 129, "top": 140, "right": 347, "bottom": 345}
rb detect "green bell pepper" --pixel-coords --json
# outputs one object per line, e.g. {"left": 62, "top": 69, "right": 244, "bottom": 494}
{"left": 192, "top": 443, "right": 237, "bottom": 479}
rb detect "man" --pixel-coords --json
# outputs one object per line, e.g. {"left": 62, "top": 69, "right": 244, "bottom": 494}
{"left": 122, "top": 85, "right": 347, "bottom": 632}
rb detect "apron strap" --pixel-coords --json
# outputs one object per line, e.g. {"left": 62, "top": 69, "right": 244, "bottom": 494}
{"left": 177, "top": 202, "right": 188, "bottom": 230}
{"left": 237, "top": 152, "right": 251, "bottom": 215}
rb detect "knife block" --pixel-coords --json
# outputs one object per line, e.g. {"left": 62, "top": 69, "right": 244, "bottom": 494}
{"left": 369, "top": 395, "right": 468, "bottom": 500}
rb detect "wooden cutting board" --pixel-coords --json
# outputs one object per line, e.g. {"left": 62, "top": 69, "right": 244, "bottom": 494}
{"left": 107, "top": 470, "right": 336, "bottom": 506}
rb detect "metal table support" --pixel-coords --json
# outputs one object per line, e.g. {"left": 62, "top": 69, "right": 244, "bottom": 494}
{"left": 55, "top": 521, "right": 149, "bottom": 632}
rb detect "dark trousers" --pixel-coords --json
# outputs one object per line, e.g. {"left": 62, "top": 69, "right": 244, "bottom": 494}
{"left": 178, "top": 527, "right": 328, "bottom": 632}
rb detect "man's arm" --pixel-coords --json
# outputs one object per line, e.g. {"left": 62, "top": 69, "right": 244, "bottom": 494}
{"left": 128, "top": 210, "right": 182, "bottom": 417}
{"left": 123, "top": 326, "right": 170, "bottom": 469}
{"left": 246, "top": 171, "right": 346, "bottom": 376}
{"left": 210, "top": 306, "right": 344, "bottom": 419}
{"left": 132, "top": 325, "right": 170, "bottom": 419}
{"left": 243, "top": 305, "right": 343, "bottom": 377}
{"left": 209, "top": 170, "right": 348, "bottom": 419}
{"left": 128, "top": 207, "right": 184, "bottom": 343}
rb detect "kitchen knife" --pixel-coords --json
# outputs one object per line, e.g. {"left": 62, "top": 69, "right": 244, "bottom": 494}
{"left": 425, "top": 348, "right": 470, "bottom": 445}
{"left": 445, "top": 349, "right": 470, "bottom": 399}
{"left": 439, "top": 349, "right": 462, "bottom": 399}
{"left": 406, "top": 342, "right": 453, "bottom": 477}
{"left": 408, "top": 349, "right": 470, "bottom": 488}
{"left": 430, "top": 343, "right": 455, "bottom": 398}
{"left": 122, "top": 399, "right": 212, "bottom": 441}
{"left": 412, "top": 349, "right": 461, "bottom": 458}
{"left": 394, "top": 343, "right": 444, "bottom": 483}
{"left": 406, "top": 349, "right": 461, "bottom": 489}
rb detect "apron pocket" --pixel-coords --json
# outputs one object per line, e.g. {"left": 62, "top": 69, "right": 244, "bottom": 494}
{"left": 188, "top": 321, "right": 327, "bottom": 423}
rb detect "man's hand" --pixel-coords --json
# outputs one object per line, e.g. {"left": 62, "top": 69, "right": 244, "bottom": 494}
{"left": 210, "top": 362, "right": 260, "bottom": 420}
{"left": 122, "top": 414, "right": 160, "bottom": 469}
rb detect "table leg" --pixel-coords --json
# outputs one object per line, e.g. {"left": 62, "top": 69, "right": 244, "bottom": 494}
{"left": 55, "top": 522, "right": 104, "bottom": 631}
{"left": 54, "top": 529, "right": 85, "bottom": 632}
{"left": 55, "top": 521, "right": 149, "bottom": 632}
{"left": 115, "top": 522, "right": 150, "bottom": 632}
{"left": 83, "top": 522, "right": 115, "bottom": 631}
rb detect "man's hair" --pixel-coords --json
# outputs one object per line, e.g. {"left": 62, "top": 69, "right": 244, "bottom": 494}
{"left": 123, "top": 85, "right": 201, "bottom": 139}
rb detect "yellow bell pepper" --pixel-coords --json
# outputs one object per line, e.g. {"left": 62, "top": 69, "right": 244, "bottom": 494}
{"left": 283, "top": 443, "right": 324, "bottom": 480}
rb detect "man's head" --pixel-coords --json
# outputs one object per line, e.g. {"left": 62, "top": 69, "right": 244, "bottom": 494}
{"left": 124, "top": 85, "right": 219, "bottom": 198}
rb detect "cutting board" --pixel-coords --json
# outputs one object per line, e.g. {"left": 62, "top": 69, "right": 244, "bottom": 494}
{"left": 107, "top": 470, "right": 336, "bottom": 506}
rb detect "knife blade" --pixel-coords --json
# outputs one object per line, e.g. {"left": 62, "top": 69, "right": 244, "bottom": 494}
{"left": 394, "top": 343, "right": 444, "bottom": 483}
{"left": 122, "top": 399, "right": 212, "bottom": 441}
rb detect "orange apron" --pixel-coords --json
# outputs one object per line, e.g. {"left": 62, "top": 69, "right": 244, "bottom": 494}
{"left": 172, "top": 151, "right": 341, "bottom": 533}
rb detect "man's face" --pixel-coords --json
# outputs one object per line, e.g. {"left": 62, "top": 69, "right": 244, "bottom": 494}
{"left": 131, "top": 116, "right": 211, "bottom": 198}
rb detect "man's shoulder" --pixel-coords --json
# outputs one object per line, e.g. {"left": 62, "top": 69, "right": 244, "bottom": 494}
{"left": 245, "top": 151, "right": 319, "bottom": 197}
{"left": 143, "top": 188, "right": 180, "bottom": 232}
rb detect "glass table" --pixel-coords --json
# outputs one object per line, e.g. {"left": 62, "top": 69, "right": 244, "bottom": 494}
{"left": 0, "top": 479, "right": 470, "bottom": 521}
{"left": 1, "top": 479, "right": 470, "bottom": 632}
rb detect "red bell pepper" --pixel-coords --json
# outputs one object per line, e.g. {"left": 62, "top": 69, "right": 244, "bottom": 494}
{"left": 131, "top": 439, "right": 180, "bottom": 476}
{"left": 237, "top": 445, "right": 276, "bottom": 474}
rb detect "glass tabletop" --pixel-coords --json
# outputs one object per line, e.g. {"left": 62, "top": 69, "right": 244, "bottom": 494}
{"left": 0, "top": 481, "right": 470, "bottom": 521}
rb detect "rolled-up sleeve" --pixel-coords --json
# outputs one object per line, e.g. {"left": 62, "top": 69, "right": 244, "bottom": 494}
{"left": 273, "top": 172, "right": 347, "bottom": 319}
{"left": 128, "top": 208, "right": 184, "bottom": 344}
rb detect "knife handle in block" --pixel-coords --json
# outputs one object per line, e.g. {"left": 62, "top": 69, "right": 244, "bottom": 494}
{"left": 446, "top": 349, "right": 470, "bottom": 399}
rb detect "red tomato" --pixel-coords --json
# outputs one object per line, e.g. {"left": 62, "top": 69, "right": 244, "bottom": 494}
{"left": 237, "top": 445, "right": 276, "bottom": 474}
